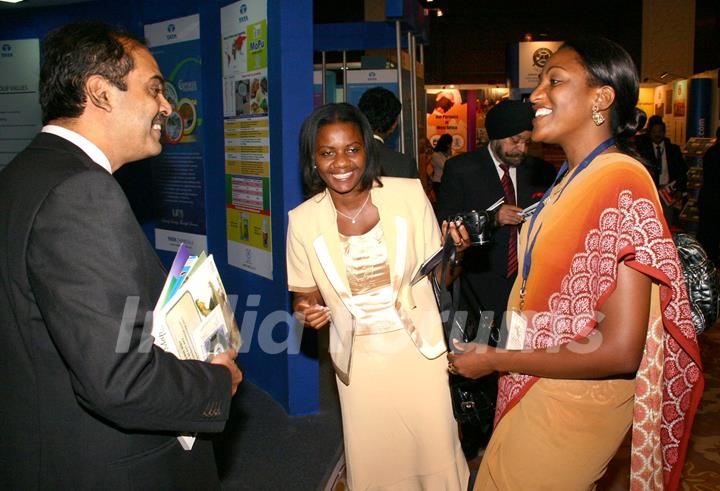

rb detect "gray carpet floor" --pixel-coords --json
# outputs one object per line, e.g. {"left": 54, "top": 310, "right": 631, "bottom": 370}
{"left": 214, "top": 331, "right": 343, "bottom": 490}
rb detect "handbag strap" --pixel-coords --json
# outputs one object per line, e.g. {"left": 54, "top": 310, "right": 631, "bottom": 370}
{"left": 431, "top": 229, "right": 466, "bottom": 346}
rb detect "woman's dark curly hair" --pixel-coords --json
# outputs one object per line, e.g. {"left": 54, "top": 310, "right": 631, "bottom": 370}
{"left": 298, "top": 103, "right": 381, "bottom": 196}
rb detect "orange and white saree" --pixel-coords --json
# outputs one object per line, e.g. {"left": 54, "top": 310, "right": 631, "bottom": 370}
{"left": 477, "top": 153, "right": 703, "bottom": 490}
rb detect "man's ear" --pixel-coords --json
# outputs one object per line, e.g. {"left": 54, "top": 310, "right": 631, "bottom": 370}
{"left": 594, "top": 85, "right": 616, "bottom": 112}
{"left": 85, "top": 75, "right": 114, "bottom": 113}
{"left": 388, "top": 119, "right": 398, "bottom": 135}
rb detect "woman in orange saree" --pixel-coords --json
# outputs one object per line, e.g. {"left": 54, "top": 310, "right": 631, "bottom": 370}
{"left": 448, "top": 37, "right": 703, "bottom": 490}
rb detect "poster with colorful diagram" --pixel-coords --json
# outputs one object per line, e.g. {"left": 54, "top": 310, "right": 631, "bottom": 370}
{"left": 221, "top": 0, "right": 272, "bottom": 279}
{"left": 145, "top": 15, "right": 207, "bottom": 255}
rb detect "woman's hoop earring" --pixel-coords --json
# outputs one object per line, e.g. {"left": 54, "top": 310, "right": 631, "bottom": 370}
{"left": 592, "top": 104, "right": 605, "bottom": 126}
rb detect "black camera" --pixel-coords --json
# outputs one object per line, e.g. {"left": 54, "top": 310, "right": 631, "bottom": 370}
{"left": 447, "top": 210, "right": 493, "bottom": 246}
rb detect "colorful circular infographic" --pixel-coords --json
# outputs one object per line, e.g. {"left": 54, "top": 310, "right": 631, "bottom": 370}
{"left": 164, "top": 111, "right": 184, "bottom": 143}
{"left": 164, "top": 81, "right": 179, "bottom": 110}
{"left": 177, "top": 98, "right": 198, "bottom": 135}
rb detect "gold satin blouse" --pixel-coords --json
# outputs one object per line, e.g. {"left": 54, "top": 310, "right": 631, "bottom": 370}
{"left": 340, "top": 222, "right": 405, "bottom": 336}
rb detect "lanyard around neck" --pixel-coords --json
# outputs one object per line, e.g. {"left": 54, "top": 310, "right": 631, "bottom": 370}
{"left": 518, "top": 137, "right": 616, "bottom": 309}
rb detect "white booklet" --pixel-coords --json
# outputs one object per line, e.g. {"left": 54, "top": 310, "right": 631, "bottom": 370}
{"left": 519, "top": 201, "right": 541, "bottom": 220}
{"left": 152, "top": 244, "right": 241, "bottom": 450}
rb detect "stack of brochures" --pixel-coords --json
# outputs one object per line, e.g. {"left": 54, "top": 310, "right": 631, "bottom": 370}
{"left": 152, "top": 243, "right": 241, "bottom": 450}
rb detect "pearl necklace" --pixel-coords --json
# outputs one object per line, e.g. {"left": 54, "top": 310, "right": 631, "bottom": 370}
{"left": 335, "top": 193, "right": 370, "bottom": 224}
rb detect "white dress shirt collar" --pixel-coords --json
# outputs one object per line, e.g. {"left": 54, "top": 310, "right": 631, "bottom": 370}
{"left": 42, "top": 125, "right": 112, "bottom": 174}
{"left": 654, "top": 141, "right": 669, "bottom": 185}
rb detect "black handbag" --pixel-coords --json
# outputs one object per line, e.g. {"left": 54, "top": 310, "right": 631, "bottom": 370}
{"left": 673, "top": 233, "right": 719, "bottom": 335}
{"left": 448, "top": 373, "right": 497, "bottom": 428}
{"left": 430, "top": 235, "right": 498, "bottom": 427}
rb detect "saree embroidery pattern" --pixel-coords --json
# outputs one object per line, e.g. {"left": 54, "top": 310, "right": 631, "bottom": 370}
{"left": 496, "top": 189, "right": 703, "bottom": 489}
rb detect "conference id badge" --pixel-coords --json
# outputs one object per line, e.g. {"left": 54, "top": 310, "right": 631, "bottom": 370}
{"left": 505, "top": 309, "right": 527, "bottom": 350}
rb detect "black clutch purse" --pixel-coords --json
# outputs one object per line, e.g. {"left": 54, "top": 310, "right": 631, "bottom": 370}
{"left": 449, "top": 373, "right": 497, "bottom": 427}
{"left": 426, "top": 229, "right": 498, "bottom": 428}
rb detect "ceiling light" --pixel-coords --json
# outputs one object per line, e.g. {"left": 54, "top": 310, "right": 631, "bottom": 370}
{"left": 658, "top": 72, "right": 685, "bottom": 81}
{"left": 0, "top": 0, "right": 25, "bottom": 3}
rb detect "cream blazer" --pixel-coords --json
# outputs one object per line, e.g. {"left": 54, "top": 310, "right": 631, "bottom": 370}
{"left": 286, "top": 177, "right": 447, "bottom": 385}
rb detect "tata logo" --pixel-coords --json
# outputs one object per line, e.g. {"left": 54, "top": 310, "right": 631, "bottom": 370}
{"left": 532, "top": 47, "right": 553, "bottom": 68}
{"left": 249, "top": 39, "right": 264, "bottom": 51}
{"left": 1, "top": 44, "right": 12, "bottom": 58}
{"left": 238, "top": 3, "right": 249, "bottom": 22}
{"left": 166, "top": 23, "right": 178, "bottom": 40}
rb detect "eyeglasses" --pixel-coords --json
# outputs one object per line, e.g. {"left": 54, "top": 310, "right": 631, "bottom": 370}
{"left": 509, "top": 137, "right": 531, "bottom": 147}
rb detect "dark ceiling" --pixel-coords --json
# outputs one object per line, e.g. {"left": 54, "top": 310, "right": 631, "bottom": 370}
{"left": 422, "top": 0, "right": 644, "bottom": 84}
{"left": 3, "top": 0, "right": 718, "bottom": 83}
{"left": 314, "top": 0, "right": 720, "bottom": 85}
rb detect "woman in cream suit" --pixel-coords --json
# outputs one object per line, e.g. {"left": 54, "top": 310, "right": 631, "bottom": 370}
{"left": 287, "top": 103, "right": 469, "bottom": 490}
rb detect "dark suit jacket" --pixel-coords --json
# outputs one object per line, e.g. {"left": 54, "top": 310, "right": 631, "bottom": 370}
{"left": 437, "top": 147, "right": 556, "bottom": 332}
{"left": 636, "top": 136, "right": 687, "bottom": 191}
{"left": 0, "top": 133, "right": 231, "bottom": 490}
{"left": 698, "top": 142, "right": 720, "bottom": 262}
{"left": 373, "top": 139, "right": 419, "bottom": 178}
{"left": 699, "top": 142, "right": 720, "bottom": 213}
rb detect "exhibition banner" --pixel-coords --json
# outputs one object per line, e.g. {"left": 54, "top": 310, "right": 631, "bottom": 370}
{"left": 426, "top": 88, "right": 468, "bottom": 153}
{"left": 346, "top": 69, "right": 401, "bottom": 151}
{"left": 516, "top": 41, "right": 563, "bottom": 90}
{"left": 345, "top": 69, "right": 398, "bottom": 103}
{"left": 221, "top": 0, "right": 272, "bottom": 279}
{"left": 637, "top": 87, "right": 655, "bottom": 124}
{"left": 312, "top": 70, "right": 336, "bottom": 108}
{"left": 687, "top": 78, "right": 712, "bottom": 138}
{"left": 145, "top": 15, "right": 207, "bottom": 255}
{"left": 653, "top": 81, "right": 688, "bottom": 145}
{"left": 0, "top": 39, "right": 41, "bottom": 171}
{"left": 673, "top": 80, "right": 688, "bottom": 143}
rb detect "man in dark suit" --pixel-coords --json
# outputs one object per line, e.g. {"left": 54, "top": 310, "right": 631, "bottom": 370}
{"left": 437, "top": 100, "right": 555, "bottom": 457}
{"left": 0, "top": 22, "right": 242, "bottom": 490}
{"left": 358, "top": 86, "right": 419, "bottom": 178}
{"left": 636, "top": 117, "right": 687, "bottom": 225}
{"left": 438, "top": 100, "right": 556, "bottom": 336}
{"left": 636, "top": 117, "right": 687, "bottom": 190}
